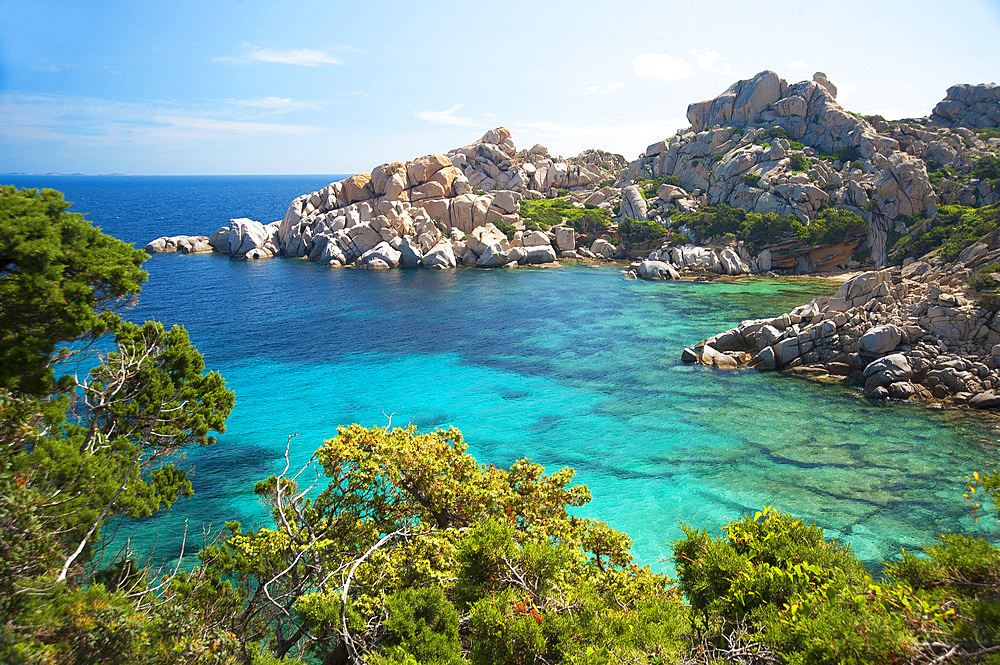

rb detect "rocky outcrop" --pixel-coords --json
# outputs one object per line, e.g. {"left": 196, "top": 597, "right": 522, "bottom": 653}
{"left": 631, "top": 71, "right": 939, "bottom": 268}
{"left": 685, "top": 228, "right": 1000, "bottom": 407}
{"left": 150, "top": 129, "right": 621, "bottom": 271}
{"left": 145, "top": 235, "right": 212, "bottom": 254}
{"left": 931, "top": 83, "right": 1000, "bottom": 129}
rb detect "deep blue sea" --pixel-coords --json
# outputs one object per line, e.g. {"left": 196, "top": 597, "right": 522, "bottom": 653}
{"left": 7, "top": 175, "right": 1000, "bottom": 572}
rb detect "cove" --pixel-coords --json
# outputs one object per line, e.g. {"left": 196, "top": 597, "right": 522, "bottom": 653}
{"left": 120, "top": 255, "right": 1000, "bottom": 571}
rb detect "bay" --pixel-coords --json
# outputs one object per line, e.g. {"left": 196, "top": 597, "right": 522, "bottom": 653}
{"left": 6, "top": 175, "right": 999, "bottom": 571}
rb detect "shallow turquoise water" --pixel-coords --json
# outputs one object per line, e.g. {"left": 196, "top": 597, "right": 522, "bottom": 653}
{"left": 123, "top": 258, "right": 1000, "bottom": 571}
{"left": 10, "top": 175, "right": 996, "bottom": 573}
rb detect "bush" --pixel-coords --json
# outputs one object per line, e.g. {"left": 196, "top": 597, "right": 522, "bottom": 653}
{"left": 838, "top": 145, "right": 861, "bottom": 163}
{"left": 788, "top": 154, "right": 809, "bottom": 172}
{"left": 970, "top": 264, "right": 1000, "bottom": 292}
{"left": 519, "top": 198, "right": 611, "bottom": 234}
{"left": 616, "top": 218, "right": 666, "bottom": 243}
{"left": 889, "top": 204, "right": 1000, "bottom": 262}
{"left": 669, "top": 204, "right": 866, "bottom": 254}
{"left": 742, "top": 172, "right": 763, "bottom": 188}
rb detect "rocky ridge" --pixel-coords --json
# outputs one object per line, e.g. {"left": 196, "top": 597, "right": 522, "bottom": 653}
{"left": 686, "top": 229, "right": 1000, "bottom": 408}
{"left": 628, "top": 70, "right": 939, "bottom": 269}
{"left": 147, "top": 129, "right": 631, "bottom": 270}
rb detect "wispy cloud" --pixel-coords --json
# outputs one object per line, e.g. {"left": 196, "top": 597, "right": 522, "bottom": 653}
{"left": 692, "top": 50, "right": 735, "bottom": 76}
{"left": 223, "top": 96, "right": 327, "bottom": 114}
{"left": 415, "top": 104, "right": 477, "bottom": 127}
{"left": 0, "top": 92, "right": 323, "bottom": 148}
{"left": 632, "top": 51, "right": 738, "bottom": 82}
{"left": 217, "top": 46, "right": 344, "bottom": 67}
{"left": 580, "top": 82, "right": 627, "bottom": 96}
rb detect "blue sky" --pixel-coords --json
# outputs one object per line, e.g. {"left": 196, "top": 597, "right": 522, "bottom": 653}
{"left": 1, "top": 0, "right": 998, "bottom": 174}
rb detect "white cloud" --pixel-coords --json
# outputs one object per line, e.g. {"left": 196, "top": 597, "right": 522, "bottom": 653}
{"left": 414, "top": 104, "right": 477, "bottom": 127}
{"left": 217, "top": 46, "right": 343, "bottom": 67}
{"left": 0, "top": 92, "right": 323, "bottom": 147}
{"left": 580, "top": 82, "right": 627, "bottom": 96}
{"left": 631, "top": 54, "right": 694, "bottom": 81}
{"left": 223, "top": 96, "right": 326, "bottom": 113}
{"left": 788, "top": 59, "right": 810, "bottom": 71}
{"left": 692, "top": 50, "right": 736, "bottom": 76}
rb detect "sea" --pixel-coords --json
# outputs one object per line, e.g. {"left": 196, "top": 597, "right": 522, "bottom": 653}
{"left": 6, "top": 174, "right": 1000, "bottom": 572}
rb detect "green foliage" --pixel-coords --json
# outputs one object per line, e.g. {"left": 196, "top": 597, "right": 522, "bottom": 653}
{"left": 634, "top": 176, "right": 681, "bottom": 202}
{"left": 663, "top": 175, "right": 682, "bottom": 187}
{"left": 788, "top": 153, "right": 809, "bottom": 173}
{"left": 976, "top": 127, "right": 1000, "bottom": 140}
{"left": 838, "top": 145, "right": 861, "bottom": 163}
{"left": 669, "top": 203, "right": 866, "bottom": 253}
{"left": 741, "top": 172, "right": 763, "bottom": 188}
{"left": 0, "top": 186, "right": 148, "bottom": 394}
{"left": 888, "top": 204, "right": 1000, "bottom": 262}
{"left": 199, "top": 424, "right": 681, "bottom": 663}
{"left": 0, "top": 187, "right": 235, "bottom": 664}
{"left": 616, "top": 218, "right": 666, "bottom": 243}
{"left": 495, "top": 221, "right": 518, "bottom": 240}
{"left": 675, "top": 507, "right": 908, "bottom": 664}
{"left": 970, "top": 264, "right": 1000, "bottom": 292}
{"left": 519, "top": 198, "right": 611, "bottom": 234}
{"left": 973, "top": 155, "right": 1000, "bottom": 188}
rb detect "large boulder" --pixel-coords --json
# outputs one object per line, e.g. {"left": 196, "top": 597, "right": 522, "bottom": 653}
{"left": 637, "top": 260, "right": 680, "bottom": 280}
{"left": 476, "top": 242, "right": 511, "bottom": 268}
{"left": 862, "top": 353, "right": 913, "bottom": 394}
{"left": 858, "top": 324, "right": 903, "bottom": 357}
{"left": 358, "top": 241, "right": 401, "bottom": 269}
{"left": 591, "top": 238, "right": 617, "bottom": 258}
{"left": 398, "top": 236, "right": 423, "bottom": 267}
{"left": 420, "top": 241, "right": 457, "bottom": 269}
{"left": 523, "top": 244, "right": 557, "bottom": 264}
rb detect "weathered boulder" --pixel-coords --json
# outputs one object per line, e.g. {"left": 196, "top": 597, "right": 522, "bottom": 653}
{"left": 637, "top": 260, "right": 680, "bottom": 280}
{"left": 620, "top": 185, "right": 648, "bottom": 221}
{"left": 862, "top": 353, "right": 913, "bottom": 394}
{"left": 420, "top": 241, "right": 457, "bottom": 269}
{"left": 591, "top": 238, "right": 617, "bottom": 258}
{"left": 523, "top": 244, "right": 558, "bottom": 264}
{"left": 477, "top": 242, "right": 511, "bottom": 268}
{"left": 858, "top": 324, "right": 903, "bottom": 357}
{"left": 553, "top": 227, "right": 575, "bottom": 252}
{"left": 359, "top": 241, "right": 401, "bottom": 269}
{"left": 398, "top": 236, "right": 423, "bottom": 267}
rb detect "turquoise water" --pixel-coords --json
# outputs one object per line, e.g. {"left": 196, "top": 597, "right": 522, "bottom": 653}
{"left": 7, "top": 175, "right": 998, "bottom": 572}
{"left": 126, "top": 257, "right": 1000, "bottom": 571}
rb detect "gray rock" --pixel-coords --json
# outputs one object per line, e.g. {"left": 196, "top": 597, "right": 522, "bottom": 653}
{"left": 591, "top": 238, "right": 617, "bottom": 258}
{"left": 420, "top": 241, "right": 457, "bottom": 269}
{"left": 970, "top": 391, "right": 1000, "bottom": 409}
{"left": 524, "top": 244, "right": 558, "bottom": 264}
{"left": 681, "top": 347, "right": 699, "bottom": 363}
{"left": 398, "top": 236, "right": 423, "bottom": 267}
{"left": 359, "top": 241, "right": 401, "bottom": 268}
{"left": 863, "top": 353, "right": 913, "bottom": 394}
{"left": 477, "top": 242, "right": 511, "bottom": 268}
{"left": 637, "top": 260, "right": 680, "bottom": 280}
{"left": 858, "top": 324, "right": 903, "bottom": 357}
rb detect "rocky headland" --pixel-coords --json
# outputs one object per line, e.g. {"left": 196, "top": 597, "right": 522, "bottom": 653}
{"left": 148, "top": 70, "right": 1000, "bottom": 408}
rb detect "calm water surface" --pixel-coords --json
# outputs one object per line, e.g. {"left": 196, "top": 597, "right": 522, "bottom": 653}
{"left": 7, "top": 175, "right": 999, "bottom": 571}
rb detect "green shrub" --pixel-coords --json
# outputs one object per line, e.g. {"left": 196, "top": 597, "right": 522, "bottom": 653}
{"left": 616, "top": 218, "right": 666, "bottom": 243}
{"left": 788, "top": 154, "right": 809, "bottom": 172}
{"left": 838, "top": 145, "right": 861, "bottom": 163}
{"left": 851, "top": 160, "right": 863, "bottom": 170}
{"left": 970, "top": 264, "right": 1000, "bottom": 292}
{"left": 663, "top": 175, "right": 682, "bottom": 187}
{"left": 376, "top": 588, "right": 463, "bottom": 665}
{"left": 889, "top": 204, "right": 1000, "bottom": 262}
{"left": 742, "top": 172, "right": 763, "bottom": 188}
{"left": 495, "top": 222, "right": 518, "bottom": 240}
{"left": 519, "top": 198, "right": 612, "bottom": 234}
{"left": 669, "top": 204, "right": 865, "bottom": 253}
{"left": 976, "top": 127, "right": 1000, "bottom": 140}
{"left": 978, "top": 292, "right": 1000, "bottom": 309}
{"left": 973, "top": 155, "right": 1000, "bottom": 187}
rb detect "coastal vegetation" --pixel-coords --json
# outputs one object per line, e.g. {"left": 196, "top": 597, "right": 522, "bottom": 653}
{"left": 5, "top": 185, "right": 1000, "bottom": 663}
{"left": 667, "top": 203, "right": 868, "bottom": 253}
{"left": 888, "top": 204, "right": 1000, "bottom": 263}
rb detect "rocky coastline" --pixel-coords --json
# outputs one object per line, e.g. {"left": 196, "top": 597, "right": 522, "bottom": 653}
{"left": 148, "top": 69, "right": 1000, "bottom": 409}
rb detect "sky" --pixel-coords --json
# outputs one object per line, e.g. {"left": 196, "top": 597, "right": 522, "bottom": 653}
{"left": 1, "top": 0, "right": 998, "bottom": 175}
